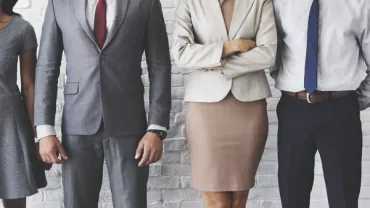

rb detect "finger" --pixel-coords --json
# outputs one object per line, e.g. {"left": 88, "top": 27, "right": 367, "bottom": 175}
{"left": 48, "top": 151, "right": 62, "bottom": 164}
{"left": 154, "top": 151, "right": 163, "bottom": 163}
{"left": 57, "top": 143, "right": 68, "bottom": 160}
{"left": 145, "top": 149, "right": 157, "bottom": 166}
{"left": 138, "top": 145, "right": 150, "bottom": 167}
{"left": 41, "top": 155, "right": 51, "bottom": 164}
{"left": 135, "top": 142, "right": 144, "bottom": 159}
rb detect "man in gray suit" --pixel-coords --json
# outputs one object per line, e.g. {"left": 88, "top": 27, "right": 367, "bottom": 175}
{"left": 34, "top": 0, "right": 171, "bottom": 207}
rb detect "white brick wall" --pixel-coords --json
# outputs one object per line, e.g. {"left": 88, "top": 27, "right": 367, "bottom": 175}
{"left": 1, "top": 0, "right": 370, "bottom": 207}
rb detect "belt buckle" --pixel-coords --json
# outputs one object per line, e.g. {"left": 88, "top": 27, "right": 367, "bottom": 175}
{"left": 306, "top": 93, "right": 313, "bottom": 103}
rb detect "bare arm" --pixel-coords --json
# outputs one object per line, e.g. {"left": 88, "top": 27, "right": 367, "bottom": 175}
{"left": 20, "top": 48, "right": 37, "bottom": 136}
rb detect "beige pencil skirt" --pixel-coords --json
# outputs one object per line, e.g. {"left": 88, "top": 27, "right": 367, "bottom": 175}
{"left": 185, "top": 94, "right": 268, "bottom": 192}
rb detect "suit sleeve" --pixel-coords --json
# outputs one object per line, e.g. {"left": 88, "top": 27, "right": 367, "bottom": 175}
{"left": 34, "top": 0, "right": 64, "bottom": 126}
{"left": 171, "top": 0, "right": 225, "bottom": 70}
{"left": 145, "top": 0, "right": 172, "bottom": 129}
{"left": 357, "top": 6, "right": 370, "bottom": 111}
{"left": 222, "top": 0, "right": 277, "bottom": 80}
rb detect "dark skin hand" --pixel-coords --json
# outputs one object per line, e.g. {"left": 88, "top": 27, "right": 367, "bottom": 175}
{"left": 135, "top": 132, "right": 163, "bottom": 167}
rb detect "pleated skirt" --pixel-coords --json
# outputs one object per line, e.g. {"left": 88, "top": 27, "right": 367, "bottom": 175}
{"left": 185, "top": 94, "right": 268, "bottom": 191}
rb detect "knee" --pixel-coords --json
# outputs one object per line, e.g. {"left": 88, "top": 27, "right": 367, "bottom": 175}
{"left": 231, "top": 198, "right": 246, "bottom": 208}
{"left": 207, "top": 198, "right": 231, "bottom": 208}
{"left": 203, "top": 193, "right": 231, "bottom": 208}
{"left": 231, "top": 192, "right": 249, "bottom": 208}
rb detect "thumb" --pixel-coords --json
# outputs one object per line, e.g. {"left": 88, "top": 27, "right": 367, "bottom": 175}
{"left": 57, "top": 143, "right": 68, "bottom": 160}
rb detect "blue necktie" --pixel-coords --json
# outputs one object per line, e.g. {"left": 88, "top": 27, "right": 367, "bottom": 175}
{"left": 304, "top": 0, "right": 319, "bottom": 93}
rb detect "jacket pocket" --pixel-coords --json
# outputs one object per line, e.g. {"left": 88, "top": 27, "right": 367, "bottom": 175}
{"left": 64, "top": 82, "right": 79, "bottom": 95}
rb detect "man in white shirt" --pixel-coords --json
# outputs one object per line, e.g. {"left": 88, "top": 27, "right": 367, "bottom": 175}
{"left": 34, "top": 0, "right": 171, "bottom": 207}
{"left": 272, "top": 0, "right": 370, "bottom": 207}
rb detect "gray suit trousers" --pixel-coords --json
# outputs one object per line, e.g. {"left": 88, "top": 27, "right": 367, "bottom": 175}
{"left": 62, "top": 125, "right": 148, "bottom": 208}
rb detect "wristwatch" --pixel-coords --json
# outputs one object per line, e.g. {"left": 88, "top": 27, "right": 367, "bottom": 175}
{"left": 148, "top": 129, "right": 167, "bottom": 140}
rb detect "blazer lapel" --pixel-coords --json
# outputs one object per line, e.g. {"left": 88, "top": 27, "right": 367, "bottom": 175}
{"left": 74, "top": 0, "right": 99, "bottom": 48}
{"left": 228, "top": 0, "right": 256, "bottom": 40}
{"left": 103, "top": 0, "right": 129, "bottom": 49}
{"left": 209, "top": 0, "right": 229, "bottom": 42}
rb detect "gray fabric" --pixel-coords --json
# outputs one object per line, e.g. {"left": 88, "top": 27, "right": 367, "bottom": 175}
{"left": 0, "top": 16, "right": 47, "bottom": 199}
{"left": 34, "top": 0, "right": 172, "bottom": 136}
{"left": 61, "top": 127, "right": 149, "bottom": 208}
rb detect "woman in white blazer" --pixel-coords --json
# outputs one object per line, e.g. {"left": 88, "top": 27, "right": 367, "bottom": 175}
{"left": 172, "top": 0, "right": 277, "bottom": 207}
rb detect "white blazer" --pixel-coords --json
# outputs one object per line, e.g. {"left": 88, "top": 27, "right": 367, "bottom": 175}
{"left": 172, "top": 0, "right": 277, "bottom": 102}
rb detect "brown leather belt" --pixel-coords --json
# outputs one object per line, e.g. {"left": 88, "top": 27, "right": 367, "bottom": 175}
{"left": 283, "top": 91, "right": 353, "bottom": 103}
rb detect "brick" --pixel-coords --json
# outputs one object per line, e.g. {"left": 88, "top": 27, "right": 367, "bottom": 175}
{"left": 162, "top": 189, "right": 201, "bottom": 202}
{"left": 164, "top": 138, "right": 187, "bottom": 152}
{"left": 148, "top": 177, "right": 181, "bottom": 189}
{"left": 179, "top": 201, "right": 203, "bottom": 208}
{"left": 148, "top": 202, "right": 163, "bottom": 208}
{"left": 163, "top": 202, "right": 179, "bottom": 208}
{"left": 180, "top": 151, "right": 190, "bottom": 164}
{"left": 160, "top": 152, "right": 182, "bottom": 164}
{"left": 150, "top": 163, "right": 162, "bottom": 177}
{"left": 148, "top": 189, "right": 162, "bottom": 202}
{"left": 162, "top": 164, "right": 191, "bottom": 176}
{"left": 181, "top": 176, "right": 192, "bottom": 189}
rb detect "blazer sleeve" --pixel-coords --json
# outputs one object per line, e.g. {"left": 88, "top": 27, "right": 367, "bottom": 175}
{"left": 145, "top": 0, "right": 172, "bottom": 129}
{"left": 222, "top": 0, "right": 277, "bottom": 80}
{"left": 171, "top": 0, "right": 225, "bottom": 70}
{"left": 34, "top": 0, "right": 64, "bottom": 126}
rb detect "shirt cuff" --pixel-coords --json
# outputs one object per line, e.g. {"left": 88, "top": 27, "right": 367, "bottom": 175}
{"left": 148, "top": 125, "right": 167, "bottom": 132}
{"left": 36, "top": 125, "right": 56, "bottom": 142}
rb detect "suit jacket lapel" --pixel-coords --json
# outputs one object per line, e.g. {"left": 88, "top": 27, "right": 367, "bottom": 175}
{"left": 103, "top": 0, "right": 129, "bottom": 49}
{"left": 228, "top": 0, "right": 256, "bottom": 40}
{"left": 74, "top": 0, "right": 99, "bottom": 48}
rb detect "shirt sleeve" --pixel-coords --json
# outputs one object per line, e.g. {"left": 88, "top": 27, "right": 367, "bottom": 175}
{"left": 22, "top": 23, "right": 38, "bottom": 52}
{"left": 36, "top": 125, "right": 57, "bottom": 142}
{"left": 357, "top": 6, "right": 370, "bottom": 110}
{"left": 148, "top": 124, "right": 167, "bottom": 132}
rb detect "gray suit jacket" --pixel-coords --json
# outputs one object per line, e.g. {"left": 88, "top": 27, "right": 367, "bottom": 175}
{"left": 34, "top": 0, "right": 171, "bottom": 136}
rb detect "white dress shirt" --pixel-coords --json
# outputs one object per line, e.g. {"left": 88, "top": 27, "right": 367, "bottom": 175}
{"left": 272, "top": 0, "right": 370, "bottom": 109}
{"left": 36, "top": 0, "right": 166, "bottom": 141}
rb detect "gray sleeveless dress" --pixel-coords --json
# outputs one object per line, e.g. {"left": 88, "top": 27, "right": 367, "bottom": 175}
{"left": 0, "top": 16, "right": 47, "bottom": 199}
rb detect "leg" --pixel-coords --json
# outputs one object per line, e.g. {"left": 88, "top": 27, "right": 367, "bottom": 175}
{"left": 230, "top": 191, "right": 249, "bottom": 208}
{"left": 202, "top": 192, "right": 232, "bottom": 208}
{"left": 62, "top": 132, "right": 105, "bottom": 208}
{"left": 316, "top": 94, "right": 362, "bottom": 208}
{"left": 277, "top": 95, "right": 317, "bottom": 208}
{"left": 3, "top": 198, "right": 26, "bottom": 208}
{"left": 103, "top": 135, "right": 149, "bottom": 208}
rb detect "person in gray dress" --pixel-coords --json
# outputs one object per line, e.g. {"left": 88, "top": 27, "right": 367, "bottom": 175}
{"left": 0, "top": 0, "right": 47, "bottom": 207}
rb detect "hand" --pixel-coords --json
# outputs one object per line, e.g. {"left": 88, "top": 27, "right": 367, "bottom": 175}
{"left": 39, "top": 136, "right": 68, "bottom": 164}
{"left": 233, "top": 39, "right": 256, "bottom": 53}
{"left": 135, "top": 132, "right": 164, "bottom": 167}
{"left": 222, "top": 39, "right": 256, "bottom": 58}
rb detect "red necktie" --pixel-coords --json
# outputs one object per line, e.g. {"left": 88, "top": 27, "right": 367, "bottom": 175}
{"left": 94, "top": 0, "right": 107, "bottom": 48}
